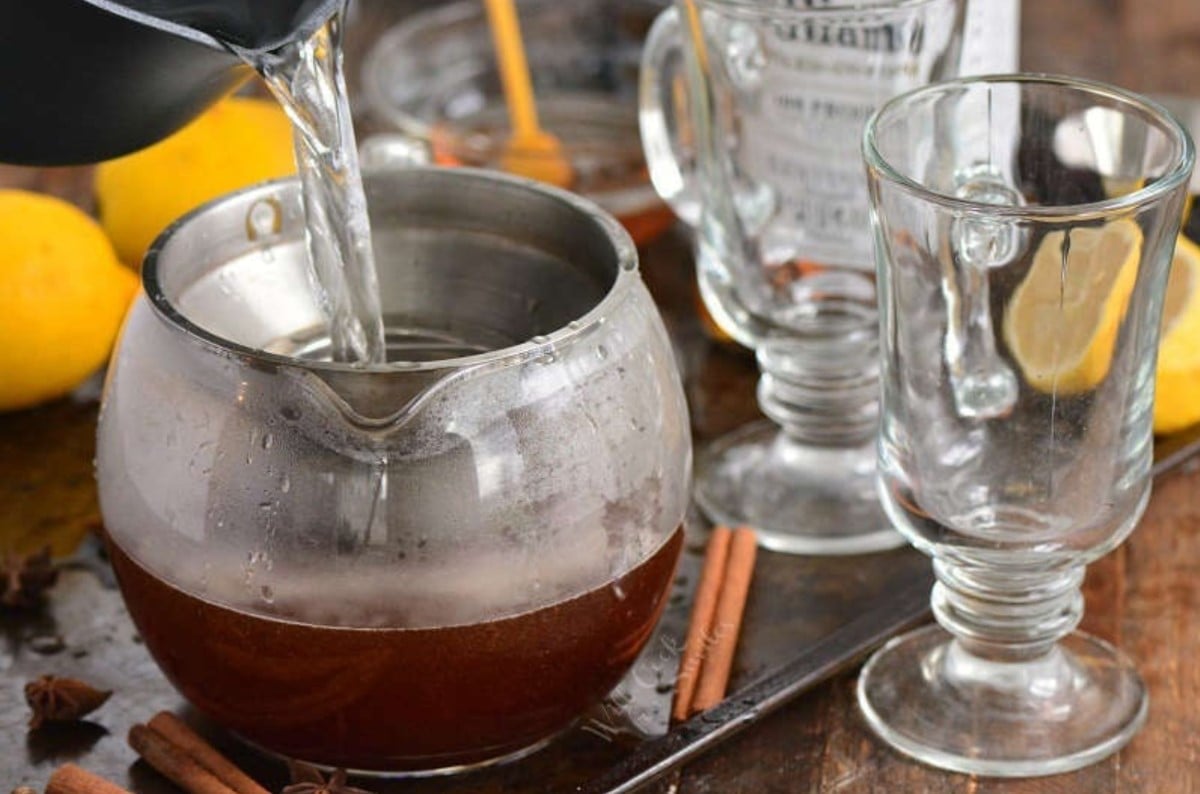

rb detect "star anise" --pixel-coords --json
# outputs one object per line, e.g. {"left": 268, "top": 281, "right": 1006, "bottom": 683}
{"left": 24, "top": 675, "right": 112, "bottom": 729}
{"left": 2, "top": 545, "right": 59, "bottom": 609}
{"left": 282, "top": 761, "right": 375, "bottom": 794}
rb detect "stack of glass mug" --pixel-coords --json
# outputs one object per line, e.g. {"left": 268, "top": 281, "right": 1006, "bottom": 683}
{"left": 638, "top": 0, "right": 1193, "bottom": 777}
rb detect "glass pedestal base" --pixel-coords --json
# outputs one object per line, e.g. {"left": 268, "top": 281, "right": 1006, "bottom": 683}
{"left": 857, "top": 624, "right": 1148, "bottom": 777}
{"left": 694, "top": 420, "right": 903, "bottom": 555}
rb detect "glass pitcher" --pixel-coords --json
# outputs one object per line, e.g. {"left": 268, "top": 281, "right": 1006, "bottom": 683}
{"left": 96, "top": 166, "right": 692, "bottom": 773}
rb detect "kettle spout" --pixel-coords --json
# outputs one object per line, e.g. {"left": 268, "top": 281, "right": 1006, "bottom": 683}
{"left": 94, "top": 0, "right": 345, "bottom": 54}
{"left": 289, "top": 364, "right": 484, "bottom": 435}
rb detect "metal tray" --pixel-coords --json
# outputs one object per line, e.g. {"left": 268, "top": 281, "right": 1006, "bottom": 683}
{"left": 6, "top": 425, "right": 1199, "bottom": 792}
{"left": 1, "top": 517, "right": 933, "bottom": 793}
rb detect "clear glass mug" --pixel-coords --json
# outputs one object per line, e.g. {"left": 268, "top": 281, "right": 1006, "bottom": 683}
{"left": 96, "top": 167, "right": 691, "bottom": 774}
{"left": 639, "top": 0, "right": 965, "bottom": 553}
{"left": 860, "top": 75, "right": 1194, "bottom": 775}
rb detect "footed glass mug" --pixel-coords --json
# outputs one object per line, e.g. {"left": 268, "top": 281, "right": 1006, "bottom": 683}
{"left": 96, "top": 167, "right": 691, "bottom": 773}
{"left": 639, "top": 0, "right": 965, "bottom": 553}
{"left": 860, "top": 75, "right": 1194, "bottom": 775}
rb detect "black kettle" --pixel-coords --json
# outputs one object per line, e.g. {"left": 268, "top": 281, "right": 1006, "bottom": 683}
{"left": 0, "top": 0, "right": 341, "bottom": 165}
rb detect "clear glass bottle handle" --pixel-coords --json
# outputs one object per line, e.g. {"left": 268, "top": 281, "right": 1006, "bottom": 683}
{"left": 638, "top": 7, "right": 701, "bottom": 227}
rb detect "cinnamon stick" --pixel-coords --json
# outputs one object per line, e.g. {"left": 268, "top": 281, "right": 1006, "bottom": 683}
{"left": 671, "top": 525, "right": 731, "bottom": 723}
{"left": 128, "top": 723, "right": 237, "bottom": 794}
{"left": 147, "top": 712, "right": 270, "bottom": 794}
{"left": 45, "top": 764, "right": 132, "bottom": 794}
{"left": 689, "top": 526, "right": 757, "bottom": 715}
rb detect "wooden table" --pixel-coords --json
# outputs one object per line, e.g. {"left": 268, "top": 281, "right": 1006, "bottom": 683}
{"left": 5, "top": 1, "right": 1200, "bottom": 791}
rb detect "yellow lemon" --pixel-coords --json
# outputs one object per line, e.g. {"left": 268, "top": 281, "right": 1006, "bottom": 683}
{"left": 0, "top": 190, "right": 138, "bottom": 412}
{"left": 95, "top": 95, "right": 295, "bottom": 267}
{"left": 1004, "top": 220, "right": 1142, "bottom": 395}
{"left": 1153, "top": 235, "right": 1200, "bottom": 434}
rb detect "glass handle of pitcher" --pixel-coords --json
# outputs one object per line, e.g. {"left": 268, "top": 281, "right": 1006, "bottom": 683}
{"left": 638, "top": 6, "right": 702, "bottom": 227}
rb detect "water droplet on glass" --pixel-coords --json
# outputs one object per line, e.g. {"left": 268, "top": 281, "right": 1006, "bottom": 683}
{"left": 261, "top": 433, "right": 274, "bottom": 450}
{"left": 281, "top": 406, "right": 301, "bottom": 422}
{"left": 260, "top": 584, "right": 275, "bottom": 604}
{"left": 596, "top": 345, "right": 609, "bottom": 360}
{"left": 280, "top": 474, "right": 291, "bottom": 493}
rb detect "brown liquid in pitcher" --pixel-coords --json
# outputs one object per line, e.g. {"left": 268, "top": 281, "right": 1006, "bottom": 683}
{"left": 107, "top": 528, "right": 682, "bottom": 771}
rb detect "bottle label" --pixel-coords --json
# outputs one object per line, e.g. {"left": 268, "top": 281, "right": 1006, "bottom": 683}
{"left": 730, "top": 0, "right": 1018, "bottom": 269}
{"left": 960, "top": 0, "right": 1021, "bottom": 76}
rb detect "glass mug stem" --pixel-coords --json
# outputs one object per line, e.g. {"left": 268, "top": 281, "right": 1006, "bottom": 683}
{"left": 931, "top": 559, "right": 1084, "bottom": 663}
{"left": 694, "top": 316, "right": 897, "bottom": 554}
{"left": 755, "top": 330, "right": 879, "bottom": 448}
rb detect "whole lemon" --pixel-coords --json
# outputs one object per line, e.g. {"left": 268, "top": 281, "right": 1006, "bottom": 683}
{"left": 1154, "top": 235, "right": 1200, "bottom": 434}
{"left": 95, "top": 95, "right": 296, "bottom": 267}
{"left": 0, "top": 190, "right": 138, "bottom": 412}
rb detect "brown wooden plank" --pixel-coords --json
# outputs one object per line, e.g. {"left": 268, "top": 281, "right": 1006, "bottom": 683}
{"left": 1116, "top": 466, "right": 1200, "bottom": 790}
{"left": 10, "top": 1, "right": 1200, "bottom": 790}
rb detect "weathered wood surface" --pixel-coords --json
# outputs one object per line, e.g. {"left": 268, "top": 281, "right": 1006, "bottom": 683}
{"left": 6, "top": 1, "right": 1200, "bottom": 791}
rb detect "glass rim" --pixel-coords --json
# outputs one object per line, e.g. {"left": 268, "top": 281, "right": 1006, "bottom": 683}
{"left": 862, "top": 72, "right": 1197, "bottom": 220}
{"left": 692, "top": 0, "right": 954, "bottom": 14}
{"left": 361, "top": 0, "right": 642, "bottom": 157}
{"left": 140, "top": 168, "right": 641, "bottom": 376}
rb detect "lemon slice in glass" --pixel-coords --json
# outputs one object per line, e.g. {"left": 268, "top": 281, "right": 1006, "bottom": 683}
{"left": 1153, "top": 235, "right": 1200, "bottom": 434}
{"left": 1003, "top": 220, "right": 1143, "bottom": 395}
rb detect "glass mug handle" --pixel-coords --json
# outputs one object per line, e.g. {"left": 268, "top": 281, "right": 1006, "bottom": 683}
{"left": 638, "top": 7, "right": 702, "bottom": 227}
